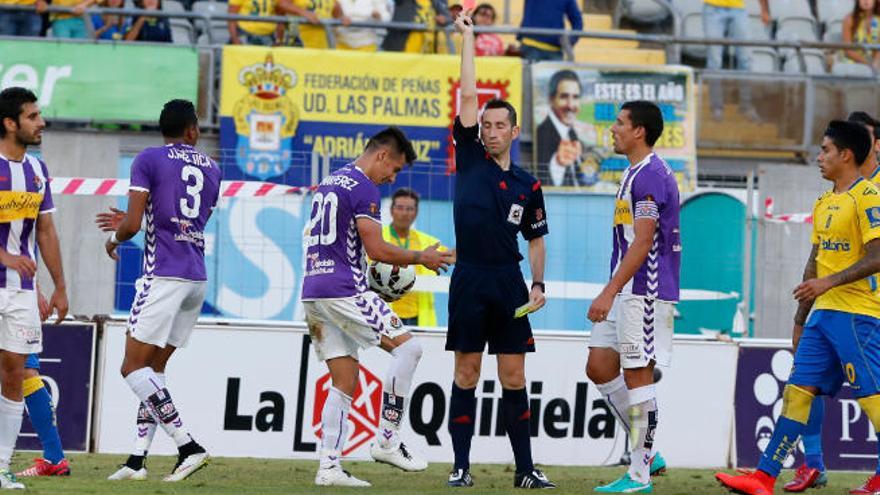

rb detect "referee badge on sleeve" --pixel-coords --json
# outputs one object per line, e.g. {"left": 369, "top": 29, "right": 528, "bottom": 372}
{"left": 507, "top": 204, "right": 524, "bottom": 225}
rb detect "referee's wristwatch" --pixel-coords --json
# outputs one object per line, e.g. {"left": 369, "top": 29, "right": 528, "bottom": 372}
{"left": 531, "top": 281, "right": 545, "bottom": 293}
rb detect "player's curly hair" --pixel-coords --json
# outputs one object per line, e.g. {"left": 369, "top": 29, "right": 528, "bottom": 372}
{"left": 159, "top": 99, "right": 198, "bottom": 138}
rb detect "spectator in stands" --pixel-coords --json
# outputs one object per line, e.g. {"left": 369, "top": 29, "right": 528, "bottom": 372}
{"left": 836, "top": 0, "right": 880, "bottom": 69}
{"left": 228, "top": 0, "right": 281, "bottom": 46}
{"left": 449, "top": 2, "right": 461, "bottom": 19}
{"left": 277, "top": 0, "right": 350, "bottom": 48}
{"left": 381, "top": 0, "right": 451, "bottom": 53}
{"left": 47, "top": 0, "right": 98, "bottom": 38}
{"left": 0, "top": 0, "right": 43, "bottom": 36}
{"left": 336, "top": 0, "right": 390, "bottom": 51}
{"left": 124, "top": 0, "right": 171, "bottom": 42}
{"left": 473, "top": 3, "right": 504, "bottom": 56}
{"left": 518, "top": 0, "right": 582, "bottom": 62}
{"left": 382, "top": 188, "right": 445, "bottom": 327}
{"left": 703, "top": 0, "right": 769, "bottom": 121}
{"left": 92, "top": 0, "right": 125, "bottom": 39}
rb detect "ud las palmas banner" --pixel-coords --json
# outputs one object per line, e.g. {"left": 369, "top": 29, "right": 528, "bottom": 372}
{"left": 219, "top": 46, "right": 522, "bottom": 199}
{"left": 531, "top": 63, "right": 696, "bottom": 193}
{"left": 0, "top": 39, "right": 198, "bottom": 121}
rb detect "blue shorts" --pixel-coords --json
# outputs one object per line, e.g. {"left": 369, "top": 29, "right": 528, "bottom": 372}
{"left": 25, "top": 353, "right": 39, "bottom": 370}
{"left": 790, "top": 310, "right": 880, "bottom": 398}
{"left": 446, "top": 263, "right": 534, "bottom": 354}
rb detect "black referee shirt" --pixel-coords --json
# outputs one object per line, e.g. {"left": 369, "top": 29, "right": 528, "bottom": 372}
{"left": 452, "top": 117, "right": 549, "bottom": 266}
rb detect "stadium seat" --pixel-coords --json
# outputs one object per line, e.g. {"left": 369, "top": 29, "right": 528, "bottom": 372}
{"left": 823, "top": 21, "right": 842, "bottom": 42}
{"left": 673, "top": 0, "right": 706, "bottom": 59}
{"left": 831, "top": 61, "right": 875, "bottom": 78}
{"left": 816, "top": 0, "right": 851, "bottom": 26}
{"left": 782, "top": 49, "right": 827, "bottom": 74}
{"left": 163, "top": 0, "right": 184, "bottom": 12}
{"left": 746, "top": 15, "right": 771, "bottom": 41}
{"left": 574, "top": 46, "right": 666, "bottom": 65}
{"left": 191, "top": 0, "right": 228, "bottom": 41}
{"left": 170, "top": 21, "right": 194, "bottom": 44}
{"left": 614, "top": 0, "right": 671, "bottom": 26}
{"left": 801, "top": 49, "right": 828, "bottom": 75}
{"left": 750, "top": 47, "right": 778, "bottom": 72}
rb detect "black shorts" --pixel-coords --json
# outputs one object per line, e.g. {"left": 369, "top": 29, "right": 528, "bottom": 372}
{"left": 446, "top": 263, "right": 534, "bottom": 354}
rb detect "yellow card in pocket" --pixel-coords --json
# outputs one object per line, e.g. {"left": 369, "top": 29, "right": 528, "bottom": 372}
{"left": 514, "top": 303, "right": 534, "bottom": 319}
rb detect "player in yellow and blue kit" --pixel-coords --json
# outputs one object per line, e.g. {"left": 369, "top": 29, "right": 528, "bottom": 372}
{"left": 789, "top": 111, "right": 880, "bottom": 494}
{"left": 717, "top": 120, "right": 880, "bottom": 495}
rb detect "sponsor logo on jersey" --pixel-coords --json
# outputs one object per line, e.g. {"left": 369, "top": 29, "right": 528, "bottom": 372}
{"left": 507, "top": 204, "right": 524, "bottom": 225}
{"left": 866, "top": 207, "right": 880, "bottom": 228}
{"left": 821, "top": 238, "right": 851, "bottom": 252}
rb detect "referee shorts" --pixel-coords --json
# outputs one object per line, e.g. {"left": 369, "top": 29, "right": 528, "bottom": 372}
{"left": 446, "top": 262, "right": 534, "bottom": 354}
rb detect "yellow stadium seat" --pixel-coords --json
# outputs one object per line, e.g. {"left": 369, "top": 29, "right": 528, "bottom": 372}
{"left": 573, "top": 47, "right": 666, "bottom": 65}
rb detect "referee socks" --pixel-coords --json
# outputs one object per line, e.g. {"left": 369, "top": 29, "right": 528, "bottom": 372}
{"left": 501, "top": 387, "right": 534, "bottom": 474}
{"left": 448, "top": 384, "right": 476, "bottom": 471}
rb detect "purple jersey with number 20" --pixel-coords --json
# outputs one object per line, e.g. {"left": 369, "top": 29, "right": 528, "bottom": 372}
{"left": 301, "top": 164, "right": 381, "bottom": 300}
{"left": 129, "top": 143, "right": 222, "bottom": 281}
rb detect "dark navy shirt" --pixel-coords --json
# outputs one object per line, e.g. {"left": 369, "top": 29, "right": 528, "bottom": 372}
{"left": 453, "top": 117, "right": 549, "bottom": 266}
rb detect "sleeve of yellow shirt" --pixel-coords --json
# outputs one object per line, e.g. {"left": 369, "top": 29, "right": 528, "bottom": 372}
{"left": 857, "top": 184, "right": 880, "bottom": 245}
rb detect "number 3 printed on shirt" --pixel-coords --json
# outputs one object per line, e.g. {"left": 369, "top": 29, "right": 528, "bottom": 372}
{"left": 306, "top": 192, "right": 338, "bottom": 247}
{"left": 180, "top": 165, "right": 204, "bottom": 219}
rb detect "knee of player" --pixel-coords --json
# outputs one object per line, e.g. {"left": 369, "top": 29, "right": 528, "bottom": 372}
{"left": 454, "top": 367, "right": 480, "bottom": 389}
{"left": 586, "top": 356, "right": 613, "bottom": 383}
{"left": 399, "top": 338, "right": 423, "bottom": 362}
{"left": 498, "top": 368, "right": 526, "bottom": 390}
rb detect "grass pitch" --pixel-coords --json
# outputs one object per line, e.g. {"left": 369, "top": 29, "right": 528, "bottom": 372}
{"left": 10, "top": 453, "right": 875, "bottom": 494}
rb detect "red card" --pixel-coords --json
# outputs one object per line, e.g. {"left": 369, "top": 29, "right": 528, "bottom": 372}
{"left": 462, "top": 0, "right": 476, "bottom": 10}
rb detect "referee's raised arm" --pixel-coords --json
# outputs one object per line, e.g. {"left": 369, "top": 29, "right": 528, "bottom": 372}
{"left": 455, "top": 11, "right": 478, "bottom": 127}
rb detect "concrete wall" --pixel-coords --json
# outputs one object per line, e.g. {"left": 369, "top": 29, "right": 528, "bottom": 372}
{"left": 754, "top": 164, "right": 826, "bottom": 339}
{"left": 38, "top": 131, "right": 120, "bottom": 316}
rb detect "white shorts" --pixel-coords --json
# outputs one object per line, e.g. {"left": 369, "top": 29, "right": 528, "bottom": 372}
{"left": 303, "top": 291, "right": 408, "bottom": 361}
{"left": 589, "top": 295, "right": 675, "bottom": 369}
{"left": 127, "top": 277, "right": 206, "bottom": 349}
{"left": 0, "top": 289, "right": 41, "bottom": 355}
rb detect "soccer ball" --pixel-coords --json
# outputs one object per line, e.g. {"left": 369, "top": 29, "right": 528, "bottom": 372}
{"left": 368, "top": 261, "right": 416, "bottom": 301}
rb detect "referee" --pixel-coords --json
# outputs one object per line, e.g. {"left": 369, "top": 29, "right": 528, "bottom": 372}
{"left": 445, "top": 11, "right": 553, "bottom": 490}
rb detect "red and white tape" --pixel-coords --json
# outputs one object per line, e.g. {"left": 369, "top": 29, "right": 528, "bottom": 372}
{"left": 50, "top": 178, "right": 317, "bottom": 197}
{"left": 764, "top": 197, "right": 812, "bottom": 224}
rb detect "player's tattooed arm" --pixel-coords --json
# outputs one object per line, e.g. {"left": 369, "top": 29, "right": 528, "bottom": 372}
{"left": 827, "top": 238, "right": 880, "bottom": 287}
{"left": 794, "top": 239, "right": 880, "bottom": 302}
{"left": 793, "top": 244, "right": 818, "bottom": 326}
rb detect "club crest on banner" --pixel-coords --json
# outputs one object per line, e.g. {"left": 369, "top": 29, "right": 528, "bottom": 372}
{"left": 232, "top": 54, "right": 300, "bottom": 180}
{"left": 312, "top": 365, "right": 382, "bottom": 455}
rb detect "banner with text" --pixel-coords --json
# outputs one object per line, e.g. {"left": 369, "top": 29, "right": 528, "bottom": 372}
{"left": 0, "top": 40, "right": 198, "bottom": 122}
{"left": 735, "top": 342, "right": 876, "bottom": 471}
{"left": 95, "top": 322, "right": 736, "bottom": 468}
{"left": 218, "top": 46, "right": 522, "bottom": 199}
{"left": 531, "top": 63, "right": 696, "bottom": 192}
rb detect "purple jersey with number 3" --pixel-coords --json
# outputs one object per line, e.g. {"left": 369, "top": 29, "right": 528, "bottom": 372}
{"left": 129, "top": 143, "right": 222, "bottom": 281}
{"left": 301, "top": 164, "right": 381, "bottom": 300}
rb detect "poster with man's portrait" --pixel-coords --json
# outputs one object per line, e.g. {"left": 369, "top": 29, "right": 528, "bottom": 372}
{"left": 531, "top": 63, "right": 697, "bottom": 193}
